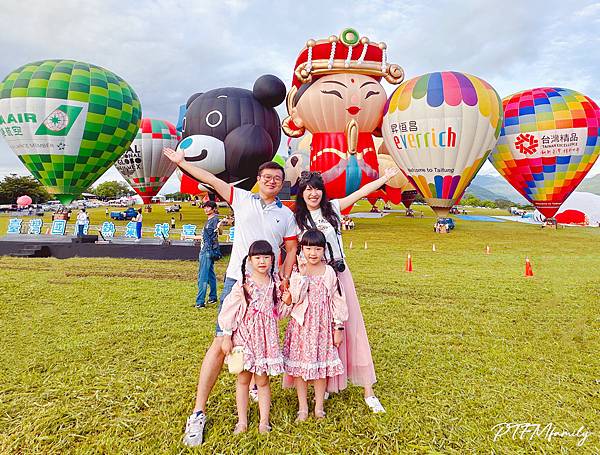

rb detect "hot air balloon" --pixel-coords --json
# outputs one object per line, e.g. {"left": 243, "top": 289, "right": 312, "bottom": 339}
{"left": 489, "top": 87, "right": 600, "bottom": 219}
{"left": 115, "top": 118, "right": 180, "bottom": 204}
{"left": 178, "top": 75, "right": 286, "bottom": 194}
{"left": 401, "top": 184, "right": 418, "bottom": 209}
{"left": 382, "top": 71, "right": 503, "bottom": 217}
{"left": 16, "top": 195, "right": 32, "bottom": 207}
{"left": 0, "top": 60, "right": 141, "bottom": 205}
{"left": 282, "top": 28, "right": 404, "bottom": 213}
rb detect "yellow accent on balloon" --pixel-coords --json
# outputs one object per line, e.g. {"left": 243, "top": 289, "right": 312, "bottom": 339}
{"left": 415, "top": 175, "right": 431, "bottom": 197}
{"left": 553, "top": 110, "right": 571, "bottom": 120}
{"left": 536, "top": 120, "right": 556, "bottom": 131}
{"left": 469, "top": 76, "right": 491, "bottom": 118}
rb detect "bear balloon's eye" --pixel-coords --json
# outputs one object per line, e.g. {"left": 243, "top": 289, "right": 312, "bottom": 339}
{"left": 206, "top": 110, "right": 223, "bottom": 128}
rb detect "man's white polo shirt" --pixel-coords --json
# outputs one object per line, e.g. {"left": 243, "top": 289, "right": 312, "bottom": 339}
{"left": 225, "top": 186, "right": 297, "bottom": 282}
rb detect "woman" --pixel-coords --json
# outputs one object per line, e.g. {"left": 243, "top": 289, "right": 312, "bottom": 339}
{"left": 294, "top": 167, "right": 397, "bottom": 413}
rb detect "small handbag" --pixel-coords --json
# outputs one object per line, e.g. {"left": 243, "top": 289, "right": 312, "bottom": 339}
{"left": 227, "top": 346, "right": 245, "bottom": 374}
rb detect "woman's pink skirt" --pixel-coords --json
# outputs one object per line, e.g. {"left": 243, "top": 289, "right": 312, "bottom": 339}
{"left": 326, "top": 266, "right": 376, "bottom": 393}
{"left": 282, "top": 266, "right": 377, "bottom": 391}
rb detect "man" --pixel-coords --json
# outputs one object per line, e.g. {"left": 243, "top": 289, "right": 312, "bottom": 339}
{"left": 187, "top": 201, "right": 220, "bottom": 309}
{"left": 133, "top": 208, "right": 143, "bottom": 240}
{"left": 163, "top": 147, "right": 297, "bottom": 447}
{"left": 76, "top": 208, "right": 88, "bottom": 237}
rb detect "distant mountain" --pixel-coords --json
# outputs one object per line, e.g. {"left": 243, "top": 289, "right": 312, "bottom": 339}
{"left": 578, "top": 174, "right": 600, "bottom": 196}
{"left": 464, "top": 174, "right": 527, "bottom": 203}
{"left": 463, "top": 172, "right": 600, "bottom": 203}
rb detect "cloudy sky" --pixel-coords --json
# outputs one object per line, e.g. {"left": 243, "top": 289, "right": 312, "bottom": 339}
{"left": 1, "top": 0, "right": 599, "bottom": 194}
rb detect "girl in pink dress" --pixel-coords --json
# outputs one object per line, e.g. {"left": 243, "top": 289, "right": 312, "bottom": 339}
{"left": 219, "top": 240, "right": 292, "bottom": 434}
{"left": 282, "top": 229, "right": 348, "bottom": 421}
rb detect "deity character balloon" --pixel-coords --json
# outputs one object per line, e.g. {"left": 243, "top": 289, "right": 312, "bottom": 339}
{"left": 178, "top": 74, "right": 286, "bottom": 194}
{"left": 115, "top": 118, "right": 180, "bottom": 204}
{"left": 283, "top": 28, "right": 404, "bottom": 212}
{"left": 0, "top": 60, "right": 141, "bottom": 205}
{"left": 382, "top": 71, "right": 503, "bottom": 217}
{"left": 375, "top": 142, "right": 408, "bottom": 204}
{"left": 489, "top": 87, "right": 600, "bottom": 219}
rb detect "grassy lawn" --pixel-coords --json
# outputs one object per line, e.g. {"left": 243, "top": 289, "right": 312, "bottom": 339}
{"left": 1, "top": 201, "right": 599, "bottom": 453}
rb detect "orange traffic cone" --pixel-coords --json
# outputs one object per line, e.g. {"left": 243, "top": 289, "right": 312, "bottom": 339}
{"left": 485, "top": 245, "right": 491, "bottom": 255}
{"left": 405, "top": 253, "right": 413, "bottom": 272}
{"left": 432, "top": 244, "right": 436, "bottom": 252}
{"left": 525, "top": 257, "right": 534, "bottom": 277}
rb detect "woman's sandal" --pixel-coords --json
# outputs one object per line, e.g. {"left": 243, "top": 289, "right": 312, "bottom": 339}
{"left": 314, "top": 410, "right": 326, "bottom": 420}
{"left": 295, "top": 410, "right": 309, "bottom": 423}
{"left": 258, "top": 423, "right": 272, "bottom": 434}
{"left": 233, "top": 422, "right": 248, "bottom": 434}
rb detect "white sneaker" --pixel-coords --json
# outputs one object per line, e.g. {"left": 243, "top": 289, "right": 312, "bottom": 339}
{"left": 249, "top": 386, "right": 259, "bottom": 403}
{"left": 182, "top": 411, "right": 206, "bottom": 447}
{"left": 365, "top": 396, "right": 386, "bottom": 413}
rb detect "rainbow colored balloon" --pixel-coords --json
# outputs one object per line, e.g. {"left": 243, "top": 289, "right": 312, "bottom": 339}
{"left": 382, "top": 71, "right": 503, "bottom": 217}
{"left": 489, "top": 87, "right": 600, "bottom": 218}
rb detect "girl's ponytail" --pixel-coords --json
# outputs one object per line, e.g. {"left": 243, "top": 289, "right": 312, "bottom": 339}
{"left": 241, "top": 254, "right": 250, "bottom": 304}
{"left": 270, "top": 260, "right": 277, "bottom": 306}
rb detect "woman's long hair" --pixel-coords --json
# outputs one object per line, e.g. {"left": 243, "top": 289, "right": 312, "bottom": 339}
{"left": 240, "top": 240, "right": 277, "bottom": 307}
{"left": 294, "top": 171, "right": 340, "bottom": 233}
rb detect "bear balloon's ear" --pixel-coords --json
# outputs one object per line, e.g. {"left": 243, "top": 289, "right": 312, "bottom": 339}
{"left": 186, "top": 93, "right": 203, "bottom": 108}
{"left": 253, "top": 75, "right": 286, "bottom": 108}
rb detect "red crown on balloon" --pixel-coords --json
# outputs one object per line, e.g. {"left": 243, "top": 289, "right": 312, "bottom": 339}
{"left": 291, "top": 28, "right": 404, "bottom": 90}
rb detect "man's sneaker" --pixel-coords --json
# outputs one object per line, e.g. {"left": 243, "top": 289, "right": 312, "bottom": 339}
{"left": 195, "top": 304, "right": 206, "bottom": 310}
{"left": 365, "top": 396, "right": 386, "bottom": 413}
{"left": 207, "top": 300, "right": 218, "bottom": 305}
{"left": 183, "top": 411, "right": 206, "bottom": 447}
{"left": 249, "top": 385, "right": 259, "bottom": 403}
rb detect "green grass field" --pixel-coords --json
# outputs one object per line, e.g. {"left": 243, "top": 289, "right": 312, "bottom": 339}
{"left": 1, "top": 202, "right": 599, "bottom": 454}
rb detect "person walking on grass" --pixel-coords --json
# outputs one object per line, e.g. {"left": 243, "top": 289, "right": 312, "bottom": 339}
{"left": 186, "top": 201, "right": 221, "bottom": 309}
{"left": 163, "top": 146, "right": 298, "bottom": 447}
{"left": 218, "top": 240, "right": 291, "bottom": 434}
{"left": 294, "top": 168, "right": 397, "bottom": 413}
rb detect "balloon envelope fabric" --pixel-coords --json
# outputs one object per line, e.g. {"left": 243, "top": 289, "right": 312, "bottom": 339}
{"left": 489, "top": 87, "right": 600, "bottom": 218}
{"left": 115, "top": 118, "right": 180, "bottom": 204}
{"left": 0, "top": 59, "right": 141, "bottom": 204}
{"left": 382, "top": 71, "right": 503, "bottom": 217}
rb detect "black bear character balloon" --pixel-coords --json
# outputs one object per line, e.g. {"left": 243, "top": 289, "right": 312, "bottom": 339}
{"left": 178, "top": 74, "right": 286, "bottom": 193}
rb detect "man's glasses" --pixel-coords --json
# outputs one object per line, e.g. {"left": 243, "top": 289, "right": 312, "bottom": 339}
{"left": 260, "top": 174, "right": 283, "bottom": 183}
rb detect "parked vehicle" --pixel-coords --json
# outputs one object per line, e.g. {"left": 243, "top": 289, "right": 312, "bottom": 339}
{"left": 110, "top": 207, "right": 138, "bottom": 221}
{"left": 165, "top": 204, "right": 181, "bottom": 213}
{"left": 434, "top": 217, "right": 456, "bottom": 232}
